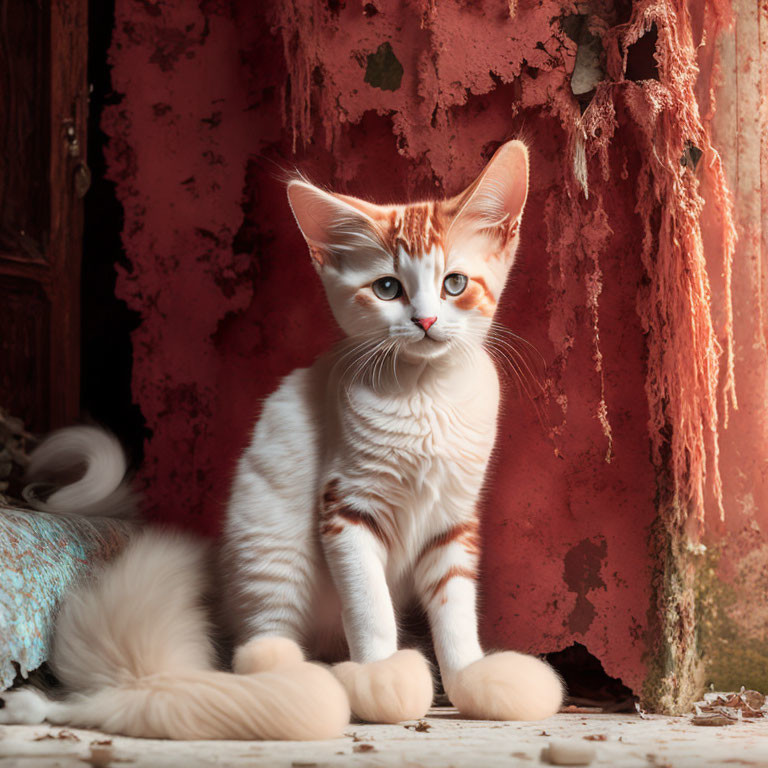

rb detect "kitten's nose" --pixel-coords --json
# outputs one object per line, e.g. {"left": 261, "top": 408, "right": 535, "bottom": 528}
{"left": 412, "top": 316, "right": 437, "bottom": 332}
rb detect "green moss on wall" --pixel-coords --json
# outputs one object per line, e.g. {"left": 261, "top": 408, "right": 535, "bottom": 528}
{"left": 641, "top": 515, "right": 704, "bottom": 714}
{"left": 696, "top": 547, "right": 768, "bottom": 693}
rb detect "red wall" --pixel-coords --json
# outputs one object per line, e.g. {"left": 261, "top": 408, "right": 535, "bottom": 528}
{"left": 105, "top": 0, "right": 668, "bottom": 693}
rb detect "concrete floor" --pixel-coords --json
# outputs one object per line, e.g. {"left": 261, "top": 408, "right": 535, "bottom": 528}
{"left": 1, "top": 708, "right": 767, "bottom": 767}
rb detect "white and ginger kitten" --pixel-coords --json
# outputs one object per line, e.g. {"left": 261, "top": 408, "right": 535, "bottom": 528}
{"left": 0, "top": 140, "right": 563, "bottom": 740}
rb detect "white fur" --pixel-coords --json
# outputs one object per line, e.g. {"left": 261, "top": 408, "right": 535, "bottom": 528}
{"left": 1, "top": 532, "right": 350, "bottom": 740}
{"left": 24, "top": 426, "right": 136, "bottom": 518}
{"left": 333, "top": 650, "right": 434, "bottom": 723}
{"left": 0, "top": 687, "right": 50, "bottom": 725}
{"left": 222, "top": 140, "right": 564, "bottom": 721}
{"left": 233, "top": 636, "right": 306, "bottom": 673}
{"left": 445, "top": 652, "right": 565, "bottom": 721}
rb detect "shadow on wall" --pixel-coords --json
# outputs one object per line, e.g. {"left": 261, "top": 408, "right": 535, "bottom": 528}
{"left": 80, "top": 0, "right": 148, "bottom": 468}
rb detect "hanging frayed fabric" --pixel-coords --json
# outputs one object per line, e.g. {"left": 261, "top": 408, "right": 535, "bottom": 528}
{"left": 620, "top": 0, "right": 736, "bottom": 526}
{"left": 556, "top": 0, "right": 736, "bottom": 524}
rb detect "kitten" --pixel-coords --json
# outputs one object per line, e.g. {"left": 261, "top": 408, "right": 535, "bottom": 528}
{"left": 0, "top": 140, "right": 563, "bottom": 739}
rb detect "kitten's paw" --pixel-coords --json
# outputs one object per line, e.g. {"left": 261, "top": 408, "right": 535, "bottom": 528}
{"left": 332, "top": 649, "right": 433, "bottom": 724}
{"left": 446, "top": 652, "right": 564, "bottom": 721}
{"left": 0, "top": 688, "right": 49, "bottom": 725}
{"left": 233, "top": 636, "right": 305, "bottom": 674}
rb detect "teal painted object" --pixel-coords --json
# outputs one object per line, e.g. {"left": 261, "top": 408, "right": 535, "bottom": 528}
{"left": 0, "top": 506, "right": 132, "bottom": 690}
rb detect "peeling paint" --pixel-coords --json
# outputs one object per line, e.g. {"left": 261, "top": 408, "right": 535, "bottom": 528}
{"left": 364, "top": 42, "right": 403, "bottom": 91}
{"left": 563, "top": 538, "right": 608, "bottom": 635}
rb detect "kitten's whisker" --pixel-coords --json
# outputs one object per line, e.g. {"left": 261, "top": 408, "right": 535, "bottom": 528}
{"left": 337, "top": 338, "right": 382, "bottom": 391}
{"left": 489, "top": 321, "right": 546, "bottom": 366}
{"left": 390, "top": 340, "right": 402, "bottom": 389}
{"left": 332, "top": 333, "right": 382, "bottom": 383}
{"left": 343, "top": 341, "right": 380, "bottom": 391}
{"left": 460, "top": 327, "right": 548, "bottom": 431}
{"left": 486, "top": 335, "right": 545, "bottom": 396}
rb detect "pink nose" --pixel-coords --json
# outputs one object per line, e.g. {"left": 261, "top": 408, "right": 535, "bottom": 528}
{"left": 413, "top": 316, "right": 437, "bottom": 332}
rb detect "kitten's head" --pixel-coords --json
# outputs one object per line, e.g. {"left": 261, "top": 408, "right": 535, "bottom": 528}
{"left": 287, "top": 140, "right": 528, "bottom": 363}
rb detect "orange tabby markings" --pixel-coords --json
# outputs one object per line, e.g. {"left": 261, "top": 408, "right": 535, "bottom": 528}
{"left": 319, "top": 522, "right": 345, "bottom": 536}
{"left": 426, "top": 566, "right": 478, "bottom": 603}
{"left": 319, "top": 480, "right": 390, "bottom": 546}
{"left": 354, "top": 292, "right": 375, "bottom": 308}
{"left": 454, "top": 276, "right": 496, "bottom": 316}
{"left": 383, "top": 203, "right": 444, "bottom": 261}
{"left": 417, "top": 520, "right": 480, "bottom": 562}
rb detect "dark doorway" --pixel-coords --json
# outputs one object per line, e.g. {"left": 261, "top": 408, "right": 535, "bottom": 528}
{"left": 80, "top": 0, "right": 148, "bottom": 467}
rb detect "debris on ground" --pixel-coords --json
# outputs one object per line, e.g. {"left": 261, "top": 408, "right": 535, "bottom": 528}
{"left": 353, "top": 743, "right": 376, "bottom": 753}
{"left": 541, "top": 738, "right": 596, "bottom": 765}
{"left": 692, "top": 688, "right": 766, "bottom": 722}
{"left": 83, "top": 740, "right": 116, "bottom": 767}
{"left": 583, "top": 734, "right": 607, "bottom": 741}
{"left": 634, "top": 702, "right": 651, "bottom": 720}
{"left": 347, "top": 732, "right": 373, "bottom": 742}
{"left": 692, "top": 714, "right": 738, "bottom": 726}
{"left": 33, "top": 729, "right": 80, "bottom": 741}
{"left": 404, "top": 720, "right": 431, "bottom": 732}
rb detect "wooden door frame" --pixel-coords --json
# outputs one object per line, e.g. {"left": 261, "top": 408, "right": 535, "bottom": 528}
{"left": 0, "top": 0, "right": 88, "bottom": 429}
{"left": 49, "top": 0, "right": 88, "bottom": 427}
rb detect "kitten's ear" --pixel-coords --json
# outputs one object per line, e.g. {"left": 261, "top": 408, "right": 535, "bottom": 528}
{"left": 287, "top": 179, "right": 386, "bottom": 268}
{"left": 448, "top": 140, "right": 529, "bottom": 239}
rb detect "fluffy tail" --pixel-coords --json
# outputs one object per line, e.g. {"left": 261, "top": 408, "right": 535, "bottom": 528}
{"left": 49, "top": 531, "right": 350, "bottom": 740}
{"left": 23, "top": 425, "right": 136, "bottom": 518}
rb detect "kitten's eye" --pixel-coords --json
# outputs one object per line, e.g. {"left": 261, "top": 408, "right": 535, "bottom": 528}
{"left": 443, "top": 273, "right": 468, "bottom": 296}
{"left": 371, "top": 276, "right": 403, "bottom": 301}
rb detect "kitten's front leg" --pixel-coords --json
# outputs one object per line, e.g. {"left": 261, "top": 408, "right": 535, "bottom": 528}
{"left": 320, "top": 480, "right": 433, "bottom": 723}
{"left": 415, "top": 518, "right": 564, "bottom": 721}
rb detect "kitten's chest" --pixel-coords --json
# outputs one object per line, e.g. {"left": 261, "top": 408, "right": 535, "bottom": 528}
{"left": 340, "top": 371, "right": 499, "bottom": 493}
{"left": 330, "top": 362, "right": 500, "bottom": 572}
